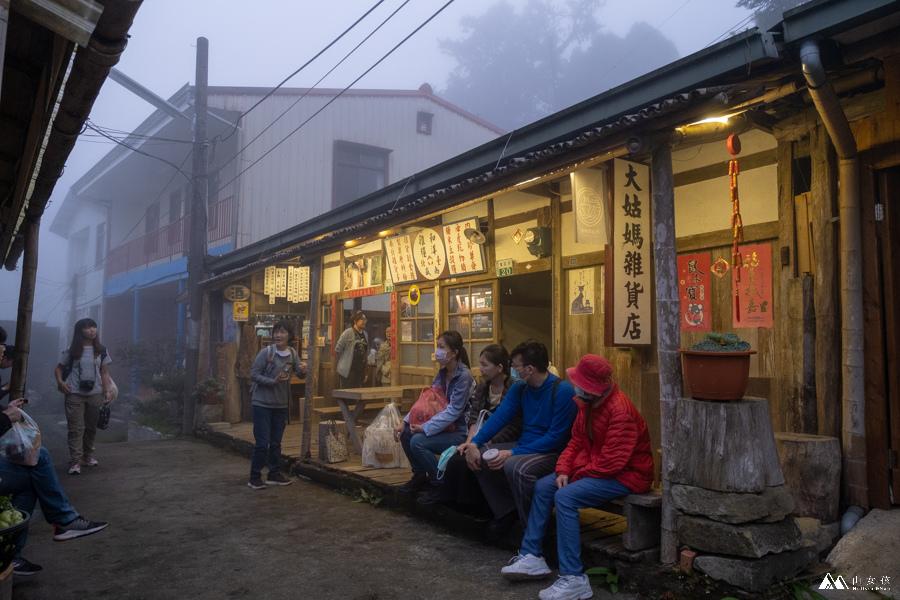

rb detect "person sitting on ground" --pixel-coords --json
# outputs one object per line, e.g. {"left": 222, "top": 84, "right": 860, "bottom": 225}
{"left": 0, "top": 397, "right": 109, "bottom": 577}
{"left": 247, "top": 320, "right": 307, "bottom": 490}
{"left": 460, "top": 339, "right": 576, "bottom": 534}
{"left": 418, "top": 344, "right": 521, "bottom": 514}
{"left": 500, "top": 354, "right": 654, "bottom": 600}
{"left": 393, "top": 330, "right": 473, "bottom": 501}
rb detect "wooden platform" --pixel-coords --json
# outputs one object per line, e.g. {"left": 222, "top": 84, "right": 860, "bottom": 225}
{"left": 224, "top": 420, "right": 628, "bottom": 538}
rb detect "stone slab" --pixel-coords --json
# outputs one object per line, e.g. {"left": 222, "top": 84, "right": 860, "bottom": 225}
{"left": 623, "top": 502, "right": 661, "bottom": 551}
{"left": 677, "top": 515, "right": 803, "bottom": 558}
{"left": 796, "top": 517, "right": 837, "bottom": 554}
{"left": 672, "top": 483, "right": 794, "bottom": 524}
{"left": 693, "top": 541, "right": 819, "bottom": 592}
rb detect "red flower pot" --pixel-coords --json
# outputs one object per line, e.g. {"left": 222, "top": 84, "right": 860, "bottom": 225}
{"left": 678, "top": 349, "right": 757, "bottom": 401}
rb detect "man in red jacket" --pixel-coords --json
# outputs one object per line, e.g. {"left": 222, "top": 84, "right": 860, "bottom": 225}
{"left": 500, "top": 354, "right": 654, "bottom": 600}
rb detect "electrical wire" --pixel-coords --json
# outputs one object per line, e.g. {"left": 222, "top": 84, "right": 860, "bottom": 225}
{"left": 214, "top": 0, "right": 458, "bottom": 197}
{"left": 216, "top": 0, "right": 413, "bottom": 173}
{"left": 216, "top": 0, "right": 389, "bottom": 144}
{"left": 85, "top": 121, "right": 194, "bottom": 186}
{"left": 704, "top": 13, "right": 756, "bottom": 48}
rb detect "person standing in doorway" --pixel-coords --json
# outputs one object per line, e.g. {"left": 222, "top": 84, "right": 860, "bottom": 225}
{"left": 247, "top": 320, "right": 307, "bottom": 490}
{"left": 54, "top": 318, "right": 112, "bottom": 475}
{"left": 375, "top": 328, "right": 392, "bottom": 387}
{"left": 334, "top": 311, "right": 368, "bottom": 389}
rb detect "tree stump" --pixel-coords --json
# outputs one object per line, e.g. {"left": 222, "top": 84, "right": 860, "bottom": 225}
{"left": 669, "top": 397, "right": 785, "bottom": 493}
{"left": 774, "top": 432, "right": 840, "bottom": 522}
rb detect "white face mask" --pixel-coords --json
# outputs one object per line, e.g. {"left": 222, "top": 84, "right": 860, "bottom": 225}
{"left": 434, "top": 348, "right": 450, "bottom": 365}
{"left": 574, "top": 385, "right": 588, "bottom": 399}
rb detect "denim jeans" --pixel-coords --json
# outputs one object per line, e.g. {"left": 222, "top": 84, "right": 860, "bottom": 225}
{"left": 250, "top": 405, "right": 288, "bottom": 478}
{"left": 521, "top": 473, "right": 631, "bottom": 575}
{"left": 399, "top": 423, "right": 465, "bottom": 483}
{"left": 0, "top": 447, "right": 80, "bottom": 558}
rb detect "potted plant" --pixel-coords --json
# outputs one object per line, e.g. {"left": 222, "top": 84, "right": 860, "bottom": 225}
{"left": 678, "top": 332, "right": 756, "bottom": 401}
{"left": 192, "top": 378, "right": 225, "bottom": 405}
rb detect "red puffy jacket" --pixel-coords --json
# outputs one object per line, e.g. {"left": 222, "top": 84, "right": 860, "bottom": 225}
{"left": 555, "top": 383, "right": 654, "bottom": 494}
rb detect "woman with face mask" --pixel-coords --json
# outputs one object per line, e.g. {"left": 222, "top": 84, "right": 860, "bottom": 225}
{"left": 393, "top": 330, "right": 474, "bottom": 498}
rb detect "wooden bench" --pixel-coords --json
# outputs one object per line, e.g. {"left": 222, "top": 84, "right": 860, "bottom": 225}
{"left": 595, "top": 488, "right": 662, "bottom": 551}
{"left": 312, "top": 402, "right": 391, "bottom": 421}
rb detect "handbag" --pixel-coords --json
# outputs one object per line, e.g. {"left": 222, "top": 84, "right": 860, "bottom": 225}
{"left": 321, "top": 420, "right": 348, "bottom": 463}
{"left": 0, "top": 409, "right": 41, "bottom": 466}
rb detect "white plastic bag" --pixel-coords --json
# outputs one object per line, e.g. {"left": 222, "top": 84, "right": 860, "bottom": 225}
{"left": 0, "top": 409, "right": 41, "bottom": 466}
{"left": 361, "top": 403, "right": 409, "bottom": 469}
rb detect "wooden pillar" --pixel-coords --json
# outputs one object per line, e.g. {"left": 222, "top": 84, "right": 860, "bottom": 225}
{"left": 650, "top": 140, "right": 681, "bottom": 566}
{"left": 809, "top": 123, "right": 841, "bottom": 439}
{"left": 301, "top": 258, "right": 322, "bottom": 460}
{"left": 551, "top": 183, "right": 564, "bottom": 369}
{"left": 10, "top": 213, "right": 39, "bottom": 399}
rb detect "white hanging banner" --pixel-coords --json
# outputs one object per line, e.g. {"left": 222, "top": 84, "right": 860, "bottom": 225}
{"left": 570, "top": 167, "right": 607, "bottom": 245}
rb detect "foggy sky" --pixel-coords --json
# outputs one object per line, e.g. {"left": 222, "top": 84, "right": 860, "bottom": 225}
{"left": 0, "top": 0, "right": 753, "bottom": 327}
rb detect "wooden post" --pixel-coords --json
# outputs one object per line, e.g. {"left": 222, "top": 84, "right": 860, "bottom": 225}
{"left": 809, "top": 123, "right": 841, "bottom": 440}
{"left": 551, "top": 184, "right": 564, "bottom": 370}
{"left": 9, "top": 213, "right": 39, "bottom": 398}
{"left": 301, "top": 258, "right": 322, "bottom": 460}
{"left": 650, "top": 139, "right": 681, "bottom": 565}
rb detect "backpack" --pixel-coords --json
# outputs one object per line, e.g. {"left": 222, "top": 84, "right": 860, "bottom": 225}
{"left": 60, "top": 345, "right": 107, "bottom": 382}
{"left": 249, "top": 344, "right": 297, "bottom": 396}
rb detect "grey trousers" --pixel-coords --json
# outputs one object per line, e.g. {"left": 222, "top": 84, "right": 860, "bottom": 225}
{"left": 472, "top": 442, "right": 560, "bottom": 524}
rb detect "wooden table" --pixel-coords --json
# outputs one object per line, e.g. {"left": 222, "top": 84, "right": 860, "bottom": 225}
{"left": 330, "top": 385, "right": 424, "bottom": 453}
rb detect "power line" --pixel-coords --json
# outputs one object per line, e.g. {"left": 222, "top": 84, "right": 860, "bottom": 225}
{"left": 215, "top": 0, "right": 458, "bottom": 196}
{"left": 215, "top": 0, "right": 413, "bottom": 172}
{"left": 217, "top": 0, "right": 389, "bottom": 144}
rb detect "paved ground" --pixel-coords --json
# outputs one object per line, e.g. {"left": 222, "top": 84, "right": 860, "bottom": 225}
{"left": 12, "top": 421, "right": 553, "bottom": 600}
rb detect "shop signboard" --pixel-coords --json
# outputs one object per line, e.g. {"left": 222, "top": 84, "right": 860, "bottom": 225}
{"left": 413, "top": 227, "right": 448, "bottom": 280}
{"left": 608, "top": 159, "right": 652, "bottom": 346}
{"left": 233, "top": 301, "right": 249, "bottom": 322}
{"left": 571, "top": 167, "right": 607, "bottom": 245}
{"left": 384, "top": 234, "right": 419, "bottom": 283}
{"left": 443, "top": 218, "right": 486, "bottom": 276}
{"left": 496, "top": 259, "right": 513, "bottom": 277}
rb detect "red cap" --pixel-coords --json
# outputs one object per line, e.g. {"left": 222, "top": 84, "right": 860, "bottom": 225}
{"left": 566, "top": 354, "right": 613, "bottom": 397}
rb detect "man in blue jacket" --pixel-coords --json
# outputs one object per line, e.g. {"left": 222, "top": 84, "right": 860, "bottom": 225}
{"left": 460, "top": 340, "right": 576, "bottom": 534}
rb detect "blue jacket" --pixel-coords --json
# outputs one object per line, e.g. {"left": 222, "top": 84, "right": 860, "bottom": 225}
{"left": 405, "top": 362, "right": 474, "bottom": 436}
{"left": 471, "top": 373, "right": 576, "bottom": 455}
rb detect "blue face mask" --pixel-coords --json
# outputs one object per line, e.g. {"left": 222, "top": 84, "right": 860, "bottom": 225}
{"left": 436, "top": 445, "right": 457, "bottom": 480}
{"left": 510, "top": 368, "right": 523, "bottom": 383}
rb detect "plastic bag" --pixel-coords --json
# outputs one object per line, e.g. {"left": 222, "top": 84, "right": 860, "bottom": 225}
{"left": 0, "top": 409, "right": 41, "bottom": 466}
{"left": 407, "top": 385, "right": 455, "bottom": 433}
{"left": 361, "top": 403, "right": 409, "bottom": 469}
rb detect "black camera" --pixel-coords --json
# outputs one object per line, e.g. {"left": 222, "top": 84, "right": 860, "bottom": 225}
{"left": 79, "top": 379, "right": 95, "bottom": 392}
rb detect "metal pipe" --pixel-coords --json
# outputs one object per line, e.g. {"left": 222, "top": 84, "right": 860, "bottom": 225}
{"left": 800, "top": 39, "right": 866, "bottom": 506}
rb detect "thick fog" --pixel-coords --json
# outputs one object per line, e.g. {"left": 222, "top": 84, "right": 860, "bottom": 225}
{"left": 2, "top": 0, "right": 768, "bottom": 333}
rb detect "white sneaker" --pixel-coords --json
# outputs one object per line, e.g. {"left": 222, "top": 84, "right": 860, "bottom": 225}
{"left": 500, "top": 553, "right": 551, "bottom": 581}
{"left": 539, "top": 574, "right": 594, "bottom": 600}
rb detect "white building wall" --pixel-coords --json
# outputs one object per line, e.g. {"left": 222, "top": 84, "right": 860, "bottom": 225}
{"left": 209, "top": 91, "right": 501, "bottom": 250}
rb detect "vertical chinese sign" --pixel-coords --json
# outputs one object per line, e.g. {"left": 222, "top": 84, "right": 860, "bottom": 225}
{"left": 384, "top": 235, "right": 419, "bottom": 284}
{"left": 677, "top": 254, "right": 711, "bottom": 331}
{"left": 413, "top": 228, "right": 448, "bottom": 280}
{"left": 608, "top": 159, "right": 651, "bottom": 345}
{"left": 443, "top": 218, "right": 486, "bottom": 276}
{"left": 733, "top": 243, "right": 773, "bottom": 328}
{"left": 390, "top": 292, "right": 397, "bottom": 361}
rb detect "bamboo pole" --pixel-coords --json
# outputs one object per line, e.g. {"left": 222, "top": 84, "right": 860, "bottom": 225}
{"left": 301, "top": 258, "right": 322, "bottom": 460}
{"left": 650, "top": 139, "right": 681, "bottom": 566}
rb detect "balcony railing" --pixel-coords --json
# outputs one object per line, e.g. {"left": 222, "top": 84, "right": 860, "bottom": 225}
{"left": 106, "top": 196, "right": 232, "bottom": 279}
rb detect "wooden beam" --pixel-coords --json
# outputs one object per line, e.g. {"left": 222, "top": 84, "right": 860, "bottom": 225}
{"left": 672, "top": 149, "right": 777, "bottom": 188}
{"left": 675, "top": 221, "right": 779, "bottom": 253}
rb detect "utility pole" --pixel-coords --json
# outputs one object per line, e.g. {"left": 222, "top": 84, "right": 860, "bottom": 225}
{"left": 183, "top": 37, "right": 209, "bottom": 434}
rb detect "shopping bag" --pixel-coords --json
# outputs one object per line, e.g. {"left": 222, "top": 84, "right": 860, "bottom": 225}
{"left": 0, "top": 409, "right": 41, "bottom": 466}
{"left": 361, "top": 402, "right": 408, "bottom": 468}
{"left": 407, "top": 385, "right": 455, "bottom": 433}
{"left": 321, "top": 420, "right": 349, "bottom": 463}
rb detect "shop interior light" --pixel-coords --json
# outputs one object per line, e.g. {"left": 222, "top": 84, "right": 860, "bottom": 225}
{"left": 345, "top": 239, "right": 358, "bottom": 248}
{"left": 378, "top": 230, "right": 394, "bottom": 237}
{"left": 691, "top": 116, "right": 731, "bottom": 125}
{"left": 515, "top": 176, "right": 540, "bottom": 187}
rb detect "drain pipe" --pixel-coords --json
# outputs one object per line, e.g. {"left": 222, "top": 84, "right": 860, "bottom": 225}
{"left": 800, "top": 39, "right": 866, "bottom": 521}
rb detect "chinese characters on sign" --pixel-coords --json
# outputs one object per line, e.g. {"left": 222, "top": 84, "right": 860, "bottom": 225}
{"left": 413, "top": 228, "right": 447, "bottom": 280}
{"left": 443, "top": 218, "right": 486, "bottom": 276}
{"left": 287, "top": 266, "right": 310, "bottom": 303}
{"left": 384, "top": 235, "right": 418, "bottom": 283}
{"left": 733, "top": 243, "right": 773, "bottom": 328}
{"left": 611, "top": 159, "right": 651, "bottom": 345}
{"left": 233, "top": 301, "right": 248, "bottom": 322}
{"left": 678, "top": 253, "right": 711, "bottom": 332}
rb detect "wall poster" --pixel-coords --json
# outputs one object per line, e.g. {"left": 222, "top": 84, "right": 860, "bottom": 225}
{"left": 568, "top": 268, "right": 595, "bottom": 315}
{"left": 678, "top": 253, "right": 711, "bottom": 331}
{"left": 570, "top": 167, "right": 607, "bottom": 245}
{"left": 384, "top": 235, "right": 418, "bottom": 283}
{"left": 413, "top": 227, "right": 448, "bottom": 280}
{"left": 733, "top": 243, "right": 773, "bottom": 328}
{"left": 443, "top": 218, "right": 486, "bottom": 276}
{"left": 609, "top": 159, "right": 652, "bottom": 345}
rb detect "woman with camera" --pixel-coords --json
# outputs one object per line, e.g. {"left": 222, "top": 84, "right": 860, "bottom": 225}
{"left": 54, "top": 318, "right": 113, "bottom": 475}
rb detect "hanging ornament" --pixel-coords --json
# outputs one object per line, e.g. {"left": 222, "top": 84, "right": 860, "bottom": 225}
{"left": 728, "top": 133, "right": 744, "bottom": 322}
